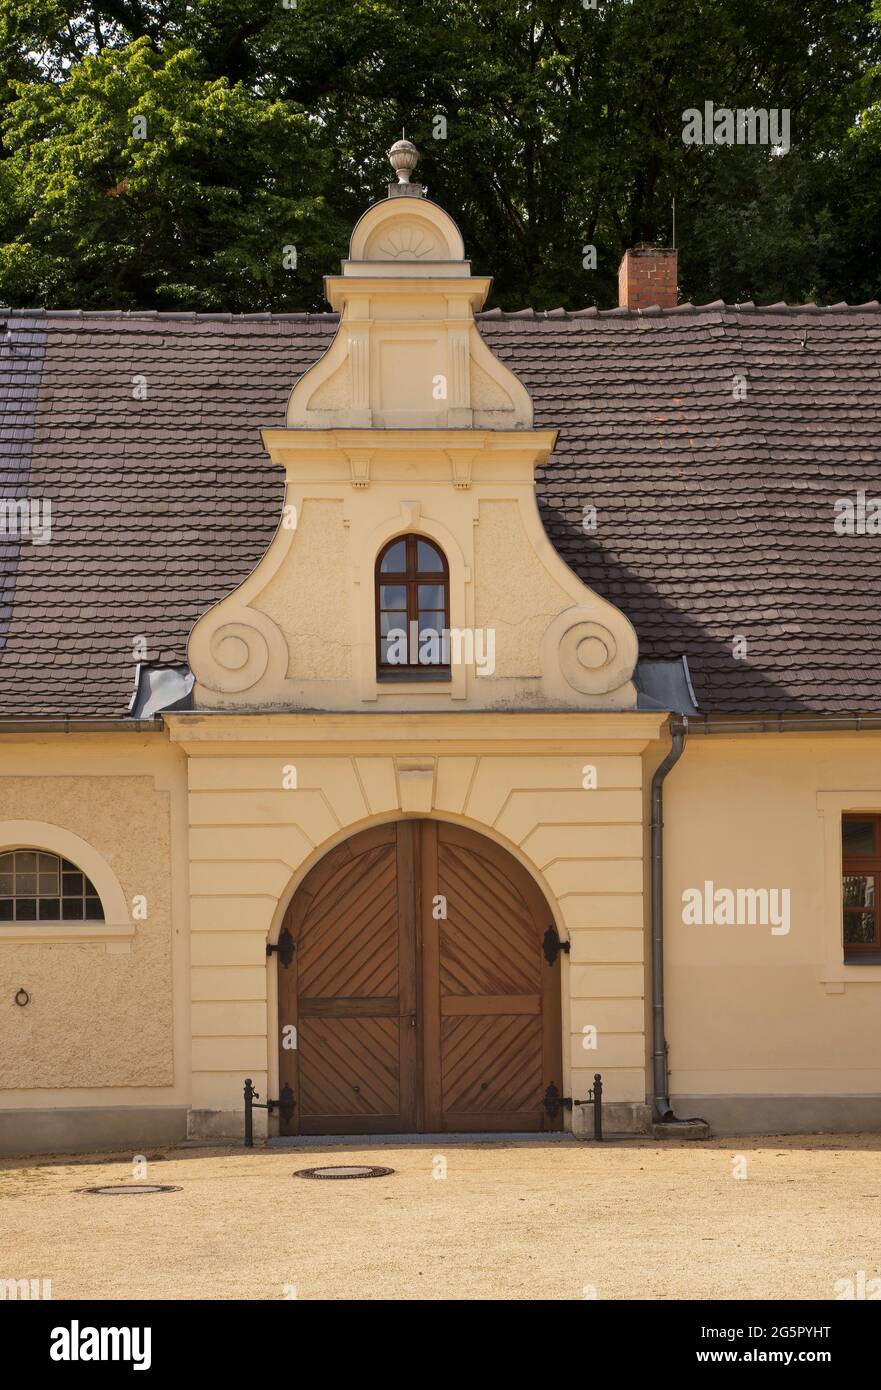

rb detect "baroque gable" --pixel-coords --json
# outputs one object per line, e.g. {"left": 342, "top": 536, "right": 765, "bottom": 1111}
{"left": 189, "top": 143, "right": 638, "bottom": 711}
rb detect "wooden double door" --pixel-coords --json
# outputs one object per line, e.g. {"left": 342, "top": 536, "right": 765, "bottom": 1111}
{"left": 277, "top": 820, "right": 563, "bottom": 1134}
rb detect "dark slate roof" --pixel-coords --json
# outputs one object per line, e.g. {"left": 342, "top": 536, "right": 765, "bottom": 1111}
{"left": 2, "top": 301, "right": 881, "bottom": 717}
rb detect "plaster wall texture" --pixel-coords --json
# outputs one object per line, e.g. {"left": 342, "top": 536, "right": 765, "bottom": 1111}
{"left": 0, "top": 737, "right": 186, "bottom": 1108}
{"left": 473, "top": 499, "right": 573, "bottom": 679}
{"left": 255, "top": 499, "right": 351, "bottom": 680}
{"left": 174, "top": 714, "right": 659, "bottom": 1136}
{"left": 663, "top": 732, "right": 881, "bottom": 1104}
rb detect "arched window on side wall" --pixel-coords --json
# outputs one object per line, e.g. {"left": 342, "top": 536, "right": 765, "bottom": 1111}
{"left": 0, "top": 850, "right": 104, "bottom": 922}
{"left": 375, "top": 535, "right": 450, "bottom": 679}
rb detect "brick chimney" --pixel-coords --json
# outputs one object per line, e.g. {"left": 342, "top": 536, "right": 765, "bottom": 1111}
{"left": 618, "top": 243, "right": 678, "bottom": 310}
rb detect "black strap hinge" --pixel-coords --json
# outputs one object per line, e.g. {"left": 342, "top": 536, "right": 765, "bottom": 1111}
{"left": 542, "top": 926, "right": 571, "bottom": 965}
{"left": 542, "top": 1083, "right": 572, "bottom": 1119}
{"left": 245, "top": 1078, "right": 296, "bottom": 1125}
{"left": 543, "top": 1077, "right": 604, "bottom": 1138}
{"left": 267, "top": 1083, "right": 296, "bottom": 1126}
{"left": 266, "top": 925, "right": 294, "bottom": 967}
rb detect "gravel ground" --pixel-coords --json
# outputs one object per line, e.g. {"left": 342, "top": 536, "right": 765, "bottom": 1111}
{"left": 2, "top": 1133, "right": 879, "bottom": 1301}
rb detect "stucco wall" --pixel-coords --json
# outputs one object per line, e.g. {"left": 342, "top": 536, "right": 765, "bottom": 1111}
{"left": 473, "top": 498, "right": 571, "bottom": 678}
{"left": 663, "top": 732, "right": 881, "bottom": 1112}
{"left": 254, "top": 498, "right": 351, "bottom": 680}
{"left": 6, "top": 724, "right": 881, "bottom": 1146}
{"left": 0, "top": 736, "right": 188, "bottom": 1111}
{"left": 189, "top": 438, "right": 639, "bottom": 714}
{"left": 174, "top": 712, "right": 660, "bottom": 1136}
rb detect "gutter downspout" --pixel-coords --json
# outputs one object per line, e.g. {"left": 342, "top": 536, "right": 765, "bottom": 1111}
{"left": 651, "top": 716, "right": 687, "bottom": 1121}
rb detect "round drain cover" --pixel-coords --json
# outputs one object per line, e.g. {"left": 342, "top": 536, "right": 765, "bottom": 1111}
{"left": 294, "top": 1165, "right": 394, "bottom": 1180}
{"left": 78, "top": 1184, "right": 182, "bottom": 1196}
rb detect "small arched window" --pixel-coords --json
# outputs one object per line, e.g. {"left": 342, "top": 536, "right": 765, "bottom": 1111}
{"left": 375, "top": 535, "right": 450, "bottom": 679}
{"left": 0, "top": 850, "right": 104, "bottom": 922}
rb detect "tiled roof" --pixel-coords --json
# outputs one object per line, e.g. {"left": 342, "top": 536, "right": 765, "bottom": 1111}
{"left": 1, "top": 302, "right": 881, "bottom": 716}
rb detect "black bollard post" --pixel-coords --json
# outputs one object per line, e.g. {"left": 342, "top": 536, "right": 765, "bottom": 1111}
{"left": 244, "top": 1077, "right": 254, "bottom": 1148}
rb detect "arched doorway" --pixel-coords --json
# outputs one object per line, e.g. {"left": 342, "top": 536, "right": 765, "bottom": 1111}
{"left": 277, "top": 820, "right": 564, "bottom": 1134}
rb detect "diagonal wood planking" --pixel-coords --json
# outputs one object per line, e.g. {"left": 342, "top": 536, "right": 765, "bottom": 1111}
{"left": 281, "top": 820, "right": 562, "bottom": 1133}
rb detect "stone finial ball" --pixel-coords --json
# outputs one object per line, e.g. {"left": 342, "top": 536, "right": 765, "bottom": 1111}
{"left": 388, "top": 139, "right": 419, "bottom": 182}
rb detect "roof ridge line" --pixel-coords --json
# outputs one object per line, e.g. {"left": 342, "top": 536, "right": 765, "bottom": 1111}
{"left": 4, "top": 301, "right": 881, "bottom": 323}
{"left": 480, "top": 301, "right": 881, "bottom": 318}
{"left": 2, "top": 308, "right": 341, "bottom": 322}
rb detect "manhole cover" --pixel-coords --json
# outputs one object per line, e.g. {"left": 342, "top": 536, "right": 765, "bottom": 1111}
{"left": 78, "top": 1184, "right": 182, "bottom": 1196}
{"left": 294, "top": 1165, "right": 394, "bottom": 1180}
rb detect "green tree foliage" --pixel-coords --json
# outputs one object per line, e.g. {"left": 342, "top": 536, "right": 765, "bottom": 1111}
{"left": 1, "top": 0, "right": 879, "bottom": 310}
{"left": 0, "top": 37, "right": 347, "bottom": 308}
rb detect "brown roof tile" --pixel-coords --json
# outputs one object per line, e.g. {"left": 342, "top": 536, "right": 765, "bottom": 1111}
{"left": 2, "top": 304, "right": 881, "bottom": 715}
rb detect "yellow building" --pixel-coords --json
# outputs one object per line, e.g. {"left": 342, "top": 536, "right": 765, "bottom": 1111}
{"left": 2, "top": 144, "right": 880, "bottom": 1152}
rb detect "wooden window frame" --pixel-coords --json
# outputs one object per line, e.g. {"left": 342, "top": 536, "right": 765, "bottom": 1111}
{"left": 842, "top": 813, "right": 881, "bottom": 960}
{"left": 375, "top": 534, "right": 451, "bottom": 681}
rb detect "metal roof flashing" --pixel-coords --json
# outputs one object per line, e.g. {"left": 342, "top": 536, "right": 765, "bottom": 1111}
{"left": 128, "top": 665, "right": 195, "bottom": 719}
{"left": 635, "top": 657, "right": 700, "bottom": 715}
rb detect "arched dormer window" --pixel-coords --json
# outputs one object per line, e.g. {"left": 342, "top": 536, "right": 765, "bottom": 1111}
{"left": 0, "top": 850, "right": 104, "bottom": 922}
{"left": 375, "top": 535, "right": 450, "bottom": 679}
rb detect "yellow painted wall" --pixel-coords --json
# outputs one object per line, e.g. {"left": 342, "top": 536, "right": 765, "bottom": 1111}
{"left": 0, "top": 734, "right": 189, "bottom": 1110}
{"left": 663, "top": 732, "right": 881, "bottom": 1100}
{"left": 173, "top": 711, "right": 661, "bottom": 1136}
{"left": 4, "top": 723, "right": 881, "bottom": 1142}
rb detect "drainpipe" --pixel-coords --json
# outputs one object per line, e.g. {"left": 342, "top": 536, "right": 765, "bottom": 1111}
{"left": 651, "top": 716, "right": 687, "bottom": 1121}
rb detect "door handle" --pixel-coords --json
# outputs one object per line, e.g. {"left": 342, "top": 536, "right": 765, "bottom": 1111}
{"left": 402, "top": 1011, "right": 417, "bottom": 1028}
